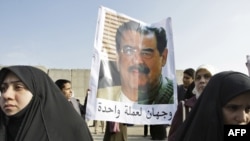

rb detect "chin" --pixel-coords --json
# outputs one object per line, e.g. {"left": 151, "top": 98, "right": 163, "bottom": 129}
{"left": 5, "top": 111, "right": 17, "bottom": 116}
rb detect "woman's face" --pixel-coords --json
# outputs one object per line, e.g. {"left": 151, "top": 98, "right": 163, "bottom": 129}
{"left": 0, "top": 72, "right": 33, "bottom": 116}
{"left": 223, "top": 92, "right": 250, "bottom": 125}
{"left": 194, "top": 69, "right": 212, "bottom": 94}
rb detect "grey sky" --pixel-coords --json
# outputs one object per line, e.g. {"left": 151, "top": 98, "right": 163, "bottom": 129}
{"left": 0, "top": 0, "right": 249, "bottom": 74}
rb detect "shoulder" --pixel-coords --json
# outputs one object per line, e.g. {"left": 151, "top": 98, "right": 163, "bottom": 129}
{"left": 154, "top": 77, "right": 174, "bottom": 104}
{"left": 177, "top": 84, "right": 183, "bottom": 88}
{"left": 184, "top": 96, "right": 197, "bottom": 107}
{"left": 70, "top": 97, "right": 78, "bottom": 101}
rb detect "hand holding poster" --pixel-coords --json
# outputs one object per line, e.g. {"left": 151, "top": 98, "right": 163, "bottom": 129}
{"left": 86, "top": 6, "right": 177, "bottom": 125}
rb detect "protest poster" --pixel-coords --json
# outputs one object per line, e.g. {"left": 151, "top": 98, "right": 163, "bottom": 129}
{"left": 86, "top": 6, "right": 177, "bottom": 124}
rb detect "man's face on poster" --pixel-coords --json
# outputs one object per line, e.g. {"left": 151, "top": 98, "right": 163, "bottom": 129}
{"left": 117, "top": 30, "right": 168, "bottom": 91}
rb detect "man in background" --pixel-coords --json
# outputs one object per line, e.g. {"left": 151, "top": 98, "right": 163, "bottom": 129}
{"left": 55, "top": 79, "right": 84, "bottom": 118}
{"left": 177, "top": 68, "right": 195, "bottom": 102}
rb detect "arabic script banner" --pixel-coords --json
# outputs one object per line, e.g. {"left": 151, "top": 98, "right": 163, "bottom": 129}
{"left": 86, "top": 6, "right": 177, "bottom": 125}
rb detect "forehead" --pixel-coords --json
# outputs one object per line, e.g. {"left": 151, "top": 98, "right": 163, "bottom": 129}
{"left": 120, "top": 30, "right": 140, "bottom": 41}
{"left": 183, "top": 73, "right": 192, "bottom": 78}
{"left": 196, "top": 69, "right": 211, "bottom": 75}
{"left": 227, "top": 91, "right": 250, "bottom": 104}
{"left": 2, "top": 72, "right": 20, "bottom": 83}
{"left": 120, "top": 30, "right": 157, "bottom": 47}
{"left": 63, "top": 82, "right": 71, "bottom": 88}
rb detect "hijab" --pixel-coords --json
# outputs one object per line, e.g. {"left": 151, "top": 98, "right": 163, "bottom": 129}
{"left": 0, "top": 65, "right": 93, "bottom": 141}
{"left": 176, "top": 71, "right": 250, "bottom": 141}
{"left": 192, "top": 64, "right": 217, "bottom": 98}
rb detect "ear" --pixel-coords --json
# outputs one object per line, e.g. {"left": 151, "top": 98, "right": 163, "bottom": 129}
{"left": 161, "top": 48, "right": 168, "bottom": 67}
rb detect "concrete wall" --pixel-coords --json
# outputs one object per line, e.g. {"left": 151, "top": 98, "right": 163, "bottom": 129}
{"left": 175, "top": 70, "right": 183, "bottom": 84}
{"left": 0, "top": 65, "right": 183, "bottom": 104}
{"left": 48, "top": 68, "right": 91, "bottom": 103}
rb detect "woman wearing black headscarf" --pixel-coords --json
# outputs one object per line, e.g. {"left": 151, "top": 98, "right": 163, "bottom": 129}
{"left": 0, "top": 65, "right": 93, "bottom": 141}
{"left": 175, "top": 71, "right": 250, "bottom": 141}
{"left": 169, "top": 64, "right": 216, "bottom": 141}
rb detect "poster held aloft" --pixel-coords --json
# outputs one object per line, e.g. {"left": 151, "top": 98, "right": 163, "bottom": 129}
{"left": 86, "top": 6, "right": 177, "bottom": 125}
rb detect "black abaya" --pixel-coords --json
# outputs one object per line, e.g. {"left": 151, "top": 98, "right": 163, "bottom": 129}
{"left": 0, "top": 65, "right": 93, "bottom": 141}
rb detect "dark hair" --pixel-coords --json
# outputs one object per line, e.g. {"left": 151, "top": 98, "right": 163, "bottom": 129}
{"left": 115, "top": 20, "right": 167, "bottom": 55}
{"left": 55, "top": 79, "right": 71, "bottom": 90}
{"left": 183, "top": 68, "right": 195, "bottom": 79}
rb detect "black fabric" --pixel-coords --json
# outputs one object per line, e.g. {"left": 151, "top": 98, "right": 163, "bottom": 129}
{"left": 7, "top": 116, "right": 22, "bottom": 141}
{"left": 0, "top": 65, "right": 93, "bottom": 141}
{"left": 78, "top": 102, "right": 86, "bottom": 119}
{"left": 175, "top": 71, "right": 250, "bottom": 141}
{"left": 143, "top": 125, "right": 148, "bottom": 136}
{"left": 6, "top": 100, "right": 32, "bottom": 141}
{"left": 184, "top": 81, "right": 195, "bottom": 99}
{"left": 177, "top": 84, "right": 186, "bottom": 102}
{"left": 150, "top": 124, "right": 167, "bottom": 140}
{"left": 82, "top": 94, "right": 88, "bottom": 116}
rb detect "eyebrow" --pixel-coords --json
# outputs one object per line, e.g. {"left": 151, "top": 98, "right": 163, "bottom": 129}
{"left": 2, "top": 80, "right": 22, "bottom": 85}
{"left": 141, "top": 48, "right": 154, "bottom": 52}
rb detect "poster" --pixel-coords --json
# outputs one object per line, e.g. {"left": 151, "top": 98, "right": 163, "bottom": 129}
{"left": 86, "top": 6, "right": 177, "bottom": 125}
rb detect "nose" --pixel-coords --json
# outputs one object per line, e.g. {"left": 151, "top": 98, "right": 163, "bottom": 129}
{"left": 236, "top": 110, "right": 249, "bottom": 124}
{"left": 132, "top": 50, "right": 144, "bottom": 64}
{"left": 1, "top": 86, "right": 15, "bottom": 100}
{"left": 199, "top": 76, "right": 207, "bottom": 82}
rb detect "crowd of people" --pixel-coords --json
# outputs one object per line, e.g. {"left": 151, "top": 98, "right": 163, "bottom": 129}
{"left": 1, "top": 64, "right": 249, "bottom": 141}
{"left": 1, "top": 62, "right": 250, "bottom": 141}
{"left": 0, "top": 19, "right": 249, "bottom": 141}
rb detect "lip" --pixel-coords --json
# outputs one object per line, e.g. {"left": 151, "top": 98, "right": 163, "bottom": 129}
{"left": 132, "top": 69, "right": 139, "bottom": 73}
{"left": 4, "top": 104, "right": 16, "bottom": 109}
{"left": 198, "top": 84, "right": 206, "bottom": 88}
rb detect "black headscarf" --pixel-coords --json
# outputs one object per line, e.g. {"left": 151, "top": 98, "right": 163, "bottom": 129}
{"left": 0, "top": 65, "right": 93, "bottom": 141}
{"left": 175, "top": 71, "right": 250, "bottom": 141}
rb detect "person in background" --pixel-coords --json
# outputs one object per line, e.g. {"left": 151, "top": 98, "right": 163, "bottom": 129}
{"left": 143, "top": 124, "right": 149, "bottom": 137}
{"left": 94, "top": 120, "right": 105, "bottom": 134}
{"left": 104, "top": 121, "right": 127, "bottom": 141}
{"left": 176, "top": 71, "right": 250, "bottom": 141}
{"left": 84, "top": 88, "right": 105, "bottom": 134}
{"left": 0, "top": 65, "right": 93, "bottom": 141}
{"left": 83, "top": 88, "right": 97, "bottom": 126}
{"left": 168, "top": 64, "right": 217, "bottom": 141}
{"left": 84, "top": 88, "right": 105, "bottom": 133}
{"left": 55, "top": 79, "right": 85, "bottom": 118}
{"left": 177, "top": 68, "right": 195, "bottom": 102}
